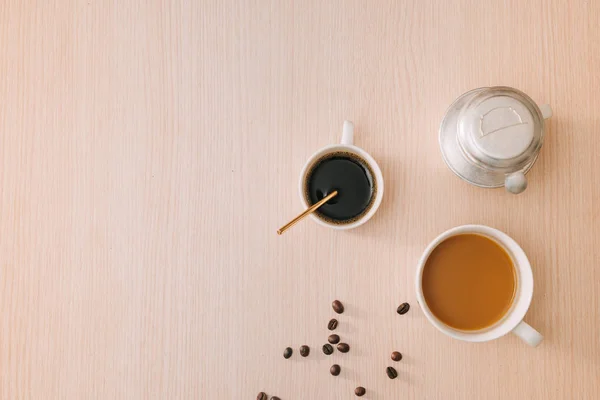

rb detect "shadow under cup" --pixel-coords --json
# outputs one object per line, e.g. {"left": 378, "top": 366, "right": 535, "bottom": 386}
{"left": 302, "top": 150, "right": 378, "bottom": 225}
{"left": 421, "top": 233, "right": 520, "bottom": 333}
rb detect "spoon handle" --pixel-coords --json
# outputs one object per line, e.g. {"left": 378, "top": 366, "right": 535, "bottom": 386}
{"left": 277, "top": 191, "right": 338, "bottom": 235}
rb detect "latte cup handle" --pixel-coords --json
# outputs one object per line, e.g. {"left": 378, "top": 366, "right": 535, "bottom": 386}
{"left": 341, "top": 120, "right": 354, "bottom": 145}
{"left": 512, "top": 320, "right": 543, "bottom": 347}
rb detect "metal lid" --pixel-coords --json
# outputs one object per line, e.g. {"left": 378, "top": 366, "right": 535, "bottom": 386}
{"left": 458, "top": 87, "right": 544, "bottom": 171}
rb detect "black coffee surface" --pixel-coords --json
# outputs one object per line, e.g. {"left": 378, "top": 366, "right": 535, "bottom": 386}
{"left": 306, "top": 153, "right": 374, "bottom": 223}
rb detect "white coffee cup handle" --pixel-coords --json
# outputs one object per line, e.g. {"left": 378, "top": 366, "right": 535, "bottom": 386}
{"left": 512, "top": 320, "right": 543, "bottom": 347}
{"left": 341, "top": 120, "right": 354, "bottom": 145}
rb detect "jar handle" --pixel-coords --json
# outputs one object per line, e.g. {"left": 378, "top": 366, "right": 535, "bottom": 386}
{"left": 539, "top": 104, "right": 552, "bottom": 119}
{"left": 505, "top": 172, "right": 528, "bottom": 194}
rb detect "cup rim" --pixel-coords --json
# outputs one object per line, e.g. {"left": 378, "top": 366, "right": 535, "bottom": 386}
{"left": 298, "top": 144, "right": 384, "bottom": 230}
{"left": 415, "top": 225, "right": 534, "bottom": 342}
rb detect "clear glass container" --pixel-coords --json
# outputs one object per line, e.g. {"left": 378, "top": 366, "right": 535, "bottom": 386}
{"left": 439, "top": 86, "right": 552, "bottom": 194}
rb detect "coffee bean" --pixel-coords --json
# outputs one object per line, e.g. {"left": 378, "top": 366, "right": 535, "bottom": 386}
{"left": 354, "top": 386, "right": 366, "bottom": 396}
{"left": 328, "top": 318, "right": 338, "bottom": 330}
{"left": 271, "top": 397, "right": 281, "bottom": 400}
{"left": 332, "top": 300, "right": 344, "bottom": 314}
{"left": 328, "top": 334, "right": 340, "bottom": 344}
{"left": 299, "top": 345, "right": 310, "bottom": 357}
{"left": 337, "top": 343, "right": 350, "bottom": 353}
{"left": 283, "top": 347, "right": 293, "bottom": 359}
{"left": 322, "top": 344, "right": 334, "bottom": 355}
{"left": 397, "top": 302, "right": 410, "bottom": 315}
{"left": 391, "top": 351, "right": 402, "bottom": 361}
{"left": 330, "top": 364, "right": 341, "bottom": 376}
{"left": 257, "top": 392, "right": 267, "bottom": 400}
{"left": 386, "top": 366, "right": 398, "bottom": 379}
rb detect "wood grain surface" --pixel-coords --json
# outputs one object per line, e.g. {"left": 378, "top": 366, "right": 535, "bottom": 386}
{"left": 1, "top": 1, "right": 599, "bottom": 399}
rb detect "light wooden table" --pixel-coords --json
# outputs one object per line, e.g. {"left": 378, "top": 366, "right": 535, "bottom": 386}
{"left": 1, "top": 1, "right": 599, "bottom": 399}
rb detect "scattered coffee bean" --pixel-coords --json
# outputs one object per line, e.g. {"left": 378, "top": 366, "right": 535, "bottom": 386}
{"left": 337, "top": 343, "right": 350, "bottom": 353}
{"left": 271, "top": 397, "right": 281, "bottom": 400}
{"left": 332, "top": 300, "right": 344, "bottom": 314}
{"left": 257, "top": 392, "right": 267, "bottom": 400}
{"left": 283, "top": 347, "right": 293, "bottom": 359}
{"left": 391, "top": 351, "right": 402, "bottom": 361}
{"left": 386, "top": 366, "right": 398, "bottom": 379}
{"left": 322, "top": 344, "right": 334, "bottom": 355}
{"left": 354, "top": 386, "right": 366, "bottom": 396}
{"left": 330, "top": 364, "right": 341, "bottom": 376}
{"left": 299, "top": 345, "right": 310, "bottom": 357}
{"left": 328, "top": 334, "right": 340, "bottom": 344}
{"left": 328, "top": 318, "right": 338, "bottom": 330}
{"left": 397, "top": 302, "right": 410, "bottom": 315}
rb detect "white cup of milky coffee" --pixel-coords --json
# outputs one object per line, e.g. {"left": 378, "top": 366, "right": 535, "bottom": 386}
{"left": 298, "top": 121, "right": 384, "bottom": 230}
{"left": 415, "top": 225, "right": 543, "bottom": 347}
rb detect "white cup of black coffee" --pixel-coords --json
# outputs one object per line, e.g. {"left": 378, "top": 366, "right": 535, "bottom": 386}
{"left": 299, "top": 121, "right": 384, "bottom": 229}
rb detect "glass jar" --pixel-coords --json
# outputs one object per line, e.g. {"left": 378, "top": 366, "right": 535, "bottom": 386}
{"left": 439, "top": 86, "right": 552, "bottom": 194}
